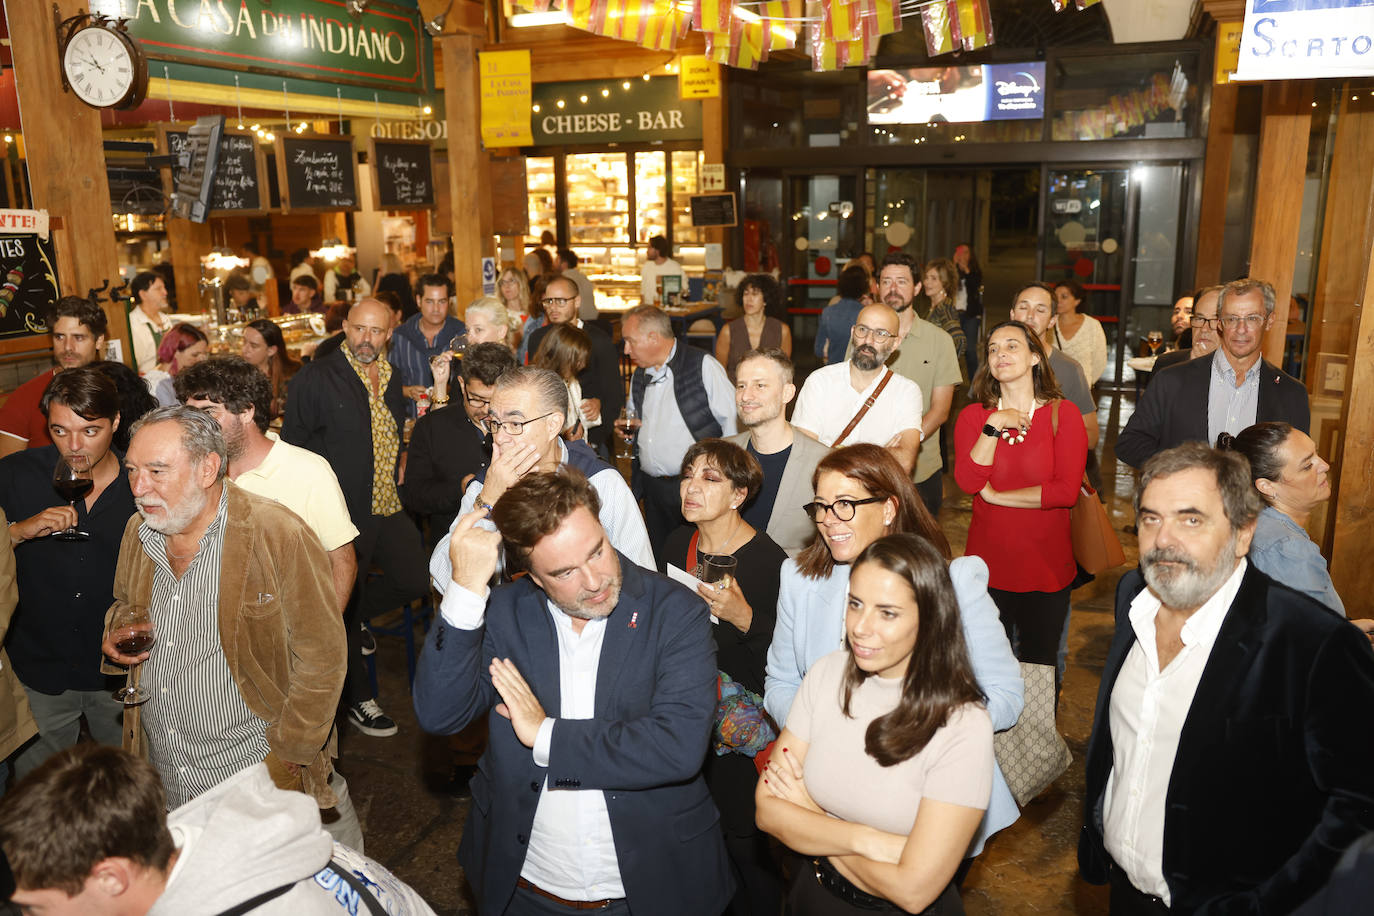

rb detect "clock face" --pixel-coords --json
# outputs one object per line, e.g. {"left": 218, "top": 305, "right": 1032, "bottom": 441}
{"left": 63, "top": 27, "right": 137, "bottom": 109}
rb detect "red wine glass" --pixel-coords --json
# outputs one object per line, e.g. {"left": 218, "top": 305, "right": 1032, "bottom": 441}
{"left": 110, "top": 605, "right": 156, "bottom": 706}
{"left": 52, "top": 453, "right": 93, "bottom": 541}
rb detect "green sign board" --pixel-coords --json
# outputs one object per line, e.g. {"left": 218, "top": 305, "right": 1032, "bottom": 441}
{"left": 92, "top": 0, "right": 430, "bottom": 93}
{"left": 531, "top": 77, "right": 702, "bottom": 146}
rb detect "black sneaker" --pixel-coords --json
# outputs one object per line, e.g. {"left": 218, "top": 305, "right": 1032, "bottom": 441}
{"left": 347, "top": 699, "right": 398, "bottom": 737}
{"left": 359, "top": 623, "right": 377, "bottom": 656}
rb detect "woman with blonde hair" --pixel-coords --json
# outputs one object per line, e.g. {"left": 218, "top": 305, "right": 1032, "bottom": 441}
{"left": 462, "top": 296, "right": 516, "bottom": 347}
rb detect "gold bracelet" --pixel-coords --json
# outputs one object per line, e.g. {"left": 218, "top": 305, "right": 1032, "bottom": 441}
{"left": 432, "top": 396, "right": 450, "bottom": 406}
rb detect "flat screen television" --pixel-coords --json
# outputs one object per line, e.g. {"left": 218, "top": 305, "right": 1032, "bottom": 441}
{"left": 867, "top": 63, "right": 1046, "bottom": 125}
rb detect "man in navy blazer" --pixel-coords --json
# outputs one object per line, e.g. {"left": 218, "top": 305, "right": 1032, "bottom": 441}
{"left": 1079, "top": 444, "right": 1374, "bottom": 913}
{"left": 413, "top": 468, "right": 732, "bottom": 916}
{"left": 1117, "top": 278, "right": 1310, "bottom": 469}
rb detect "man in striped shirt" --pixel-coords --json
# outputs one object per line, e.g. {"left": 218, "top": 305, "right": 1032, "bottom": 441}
{"left": 102, "top": 407, "right": 349, "bottom": 841}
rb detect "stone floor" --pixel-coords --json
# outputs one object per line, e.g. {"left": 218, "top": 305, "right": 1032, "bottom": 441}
{"left": 340, "top": 389, "right": 1142, "bottom": 915}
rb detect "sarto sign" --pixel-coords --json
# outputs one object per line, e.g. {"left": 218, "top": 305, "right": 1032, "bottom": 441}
{"left": 89, "top": 0, "right": 427, "bottom": 92}
{"left": 1236, "top": 0, "right": 1374, "bottom": 80}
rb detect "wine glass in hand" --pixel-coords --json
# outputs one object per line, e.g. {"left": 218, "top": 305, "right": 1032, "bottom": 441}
{"left": 52, "top": 453, "right": 93, "bottom": 541}
{"left": 615, "top": 404, "right": 640, "bottom": 461}
{"left": 110, "top": 605, "right": 156, "bottom": 707}
{"left": 449, "top": 333, "right": 468, "bottom": 360}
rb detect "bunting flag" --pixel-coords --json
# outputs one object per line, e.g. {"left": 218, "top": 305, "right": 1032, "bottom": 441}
{"left": 1076, "top": 0, "right": 1102, "bottom": 8}
{"left": 922, "top": 1, "right": 957, "bottom": 57}
{"left": 862, "top": 0, "right": 902, "bottom": 38}
{"left": 957, "top": 0, "right": 993, "bottom": 52}
{"left": 822, "top": 0, "right": 862, "bottom": 42}
{"left": 566, "top": 0, "right": 595, "bottom": 29}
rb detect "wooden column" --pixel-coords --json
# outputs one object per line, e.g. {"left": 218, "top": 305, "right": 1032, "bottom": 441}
{"left": 6, "top": 0, "right": 127, "bottom": 361}
{"left": 166, "top": 220, "right": 213, "bottom": 318}
{"left": 441, "top": 34, "right": 489, "bottom": 303}
{"left": 1326, "top": 222, "right": 1374, "bottom": 599}
{"left": 1247, "top": 79, "right": 1313, "bottom": 364}
{"left": 1194, "top": 81, "right": 1237, "bottom": 288}
{"left": 1306, "top": 86, "right": 1374, "bottom": 385}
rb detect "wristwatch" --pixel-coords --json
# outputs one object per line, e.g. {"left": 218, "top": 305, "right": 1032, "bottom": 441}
{"left": 982, "top": 423, "right": 1000, "bottom": 438}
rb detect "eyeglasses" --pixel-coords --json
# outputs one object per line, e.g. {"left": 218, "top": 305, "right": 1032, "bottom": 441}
{"left": 1189, "top": 315, "right": 1217, "bottom": 328}
{"left": 540, "top": 296, "right": 576, "bottom": 308}
{"left": 851, "top": 324, "right": 895, "bottom": 341}
{"left": 802, "top": 496, "right": 886, "bottom": 522}
{"left": 1218, "top": 314, "right": 1266, "bottom": 330}
{"left": 486, "top": 412, "right": 553, "bottom": 435}
{"left": 465, "top": 393, "right": 491, "bottom": 410}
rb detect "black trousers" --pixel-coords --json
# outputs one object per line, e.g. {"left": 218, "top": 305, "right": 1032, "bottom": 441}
{"left": 1108, "top": 866, "right": 1171, "bottom": 915}
{"left": 786, "top": 859, "right": 962, "bottom": 915}
{"left": 638, "top": 472, "right": 685, "bottom": 566}
{"left": 344, "top": 511, "right": 429, "bottom": 703}
{"left": 915, "top": 471, "right": 943, "bottom": 518}
{"left": 989, "top": 586, "right": 1072, "bottom": 690}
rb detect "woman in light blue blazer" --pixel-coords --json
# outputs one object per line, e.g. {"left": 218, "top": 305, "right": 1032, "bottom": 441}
{"left": 764, "top": 443, "right": 1023, "bottom": 857}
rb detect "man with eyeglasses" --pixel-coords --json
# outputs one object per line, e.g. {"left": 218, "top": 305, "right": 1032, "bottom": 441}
{"left": 403, "top": 343, "right": 516, "bottom": 543}
{"left": 524, "top": 275, "right": 624, "bottom": 458}
{"left": 283, "top": 298, "right": 429, "bottom": 739}
{"left": 792, "top": 302, "right": 924, "bottom": 474}
{"left": 844, "top": 251, "right": 964, "bottom": 513}
{"left": 1118, "top": 278, "right": 1310, "bottom": 469}
{"left": 1152, "top": 285, "right": 1223, "bottom": 375}
{"left": 430, "top": 365, "right": 654, "bottom": 587}
{"left": 387, "top": 273, "right": 466, "bottom": 418}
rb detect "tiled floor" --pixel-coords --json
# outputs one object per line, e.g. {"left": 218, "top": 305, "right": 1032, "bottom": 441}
{"left": 343, "top": 389, "right": 1142, "bottom": 915}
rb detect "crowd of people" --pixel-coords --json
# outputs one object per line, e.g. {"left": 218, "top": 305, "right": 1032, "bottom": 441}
{"left": 0, "top": 255, "right": 1371, "bottom": 916}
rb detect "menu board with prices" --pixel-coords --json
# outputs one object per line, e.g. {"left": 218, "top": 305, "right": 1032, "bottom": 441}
{"left": 163, "top": 128, "right": 268, "bottom": 214}
{"left": 369, "top": 138, "right": 437, "bottom": 209}
{"left": 275, "top": 136, "right": 360, "bottom": 213}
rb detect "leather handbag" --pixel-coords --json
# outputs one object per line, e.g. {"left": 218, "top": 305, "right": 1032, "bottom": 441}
{"left": 993, "top": 663, "right": 1071, "bottom": 806}
{"left": 1051, "top": 400, "right": 1126, "bottom": 575}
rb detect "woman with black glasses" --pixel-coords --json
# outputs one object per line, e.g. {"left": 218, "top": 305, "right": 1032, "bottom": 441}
{"left": 764, "top": 444, "right": 1021, "bottom": 861}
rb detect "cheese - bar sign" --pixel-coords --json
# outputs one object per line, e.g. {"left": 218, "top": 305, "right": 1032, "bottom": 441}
{"left": 531, "top": 77, "right": 702, "bottom": 145}
{"left": 90, "top": 0, "right": 427, "bottom": 92}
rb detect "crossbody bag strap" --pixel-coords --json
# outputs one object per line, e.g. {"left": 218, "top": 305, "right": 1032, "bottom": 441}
{"left": 832, "top": 369, "right": 893, "bottom": 449}
{"left": 214, "top": 857, "right": 387, "bottom": 916}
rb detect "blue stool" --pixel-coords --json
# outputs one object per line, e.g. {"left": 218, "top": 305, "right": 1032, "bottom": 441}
{"left": 363, "top": 594, "right": 434, "bottom": 695}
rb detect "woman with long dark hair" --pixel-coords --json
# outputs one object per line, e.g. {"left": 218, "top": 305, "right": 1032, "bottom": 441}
{"left": 241, "top": 319, "right": 301, "bottom": 421}
{"left": 765, "top": 444, "right": 1021, "bottom": 860}
{"left": 757, "top": 533, "right": 993, "bottom": 914}
{"left": 954, "top": 320, "right": 1086, "bottom": 690}
{"left": 1051, "top": 279, "right": 1107, "bottom": 385}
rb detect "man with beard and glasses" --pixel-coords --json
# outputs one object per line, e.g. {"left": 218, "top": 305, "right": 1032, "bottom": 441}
{"left": 792, "top": 302, "right": 924, "bottom": 473}
{"left": 284, "top": 298, "right": 429, "bottom": 738}
{"left": 176, "top": 357, "right": 358, "bottom": 619}
{"left": 100, "top": 407, "right": 353, "bottom": 845}
{"left": 413, "top": 468, "right": 732, "bottom": 916}
{"left": 726, "top": 347, "right": 829, "bottom": 556}
{"left": 1079, "top": 443, "right": 1374, "bottom": 914}
{"left": 844, "top": 251, "right": 962, "bottom": 514}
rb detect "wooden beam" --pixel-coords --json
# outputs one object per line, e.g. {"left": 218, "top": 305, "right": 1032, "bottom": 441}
{"left": 165, "top": 219, "right": 213, "bottom": 320}
{"left": 1326, "top": 220, "right": 1374, "bottom": 600}
{"left": 6, "top": 0, "right": 128, "bottom": 362}
{"left": 1247, "top": 79, "right": 1313, "bottom": 364}
{"left": 493, "top": 29, "right": 706, "bottom": 83}
{"left": 1194, "top": 81, "right": 1236, "bottom": 288}
{"left": 1306, "top": 86, "right": 1374, "bottom": 387}
{"left": 441, "top": 34, "right": 490, "bottom": 303}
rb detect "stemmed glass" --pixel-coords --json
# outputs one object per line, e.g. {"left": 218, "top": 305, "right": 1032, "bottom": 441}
{"left": 52, "top": 454, "right": 93, "bottom": 541}
{"left": 110, "top": 605, "right": 156, "bottom": 707}
{"left": 1147, "top": 330, "right": 1164, "bottom": 355}
{"left": 615, "top": 403, "right": 640, "bottom": 461}
{"left": 449, "top": 333, "right": 468, "bottom": 360}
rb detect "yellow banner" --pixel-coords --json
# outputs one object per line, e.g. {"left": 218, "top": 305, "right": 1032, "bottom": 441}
{"left": 1214, "top": 20, "right": 1243, "bottom": 85}
{"left": 479, "top": 50, "right": 533, "bottom": 148}
{"left": 679, "top": 55, "right": 721, "bottom": 98}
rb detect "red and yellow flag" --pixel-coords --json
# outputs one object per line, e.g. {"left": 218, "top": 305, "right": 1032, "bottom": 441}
{"left": 957, "top": 0, "right": 992, "bottom": 52}
{"left": 921, "top": 1, "right": 956, "bottom": 57}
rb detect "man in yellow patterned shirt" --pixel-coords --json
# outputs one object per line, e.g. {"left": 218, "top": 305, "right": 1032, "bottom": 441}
{"left": 283, "top": 299, "right": 428, "bottom": 739}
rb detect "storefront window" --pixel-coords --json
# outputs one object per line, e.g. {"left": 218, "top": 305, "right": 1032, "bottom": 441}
{"left": 672, "top": 150, "right": 704, "bottom": 245}
{"left": 1050, "top": 52, "right": 1199, "bottom": 141}
{"left": 634, "top": 151, "right": 667, "bottom": 243}
{"left": 526, "top": 156, "right": 556, "bottom": 251}
{"left": 733, "top": 70, "right": 863, "bottom": 150}
{"left": 567, "top": 152, "right": 629, "bottom": 245}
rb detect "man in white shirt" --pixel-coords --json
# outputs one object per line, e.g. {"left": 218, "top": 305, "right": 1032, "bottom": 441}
{"left": 128, "top": 271, "right": 174, "bottom": 374}
{"left": 638, "top": 236, "right": 684, "bottom": 306}
{"left": 791, "top": 302, "right": 923, "bottom": 473}
{"left": 413, "top": 469, "right": 733, "bottom": 916}
{"left": 1079, "top": 443, "right": 1374, "bottom": 913}
{"left": 621, "top": 305, "right": 737, "bottom": 561}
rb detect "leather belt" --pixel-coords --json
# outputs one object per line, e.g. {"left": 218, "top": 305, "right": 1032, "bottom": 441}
{"left": 515, "top": 877, "right": 617, "bottom": 910}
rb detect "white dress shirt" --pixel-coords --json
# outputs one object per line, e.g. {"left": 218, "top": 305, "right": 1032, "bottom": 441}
{"left": 1103, "top": 559, "right": 1248, "bottom": 905}
{"left": 790, "top": 360, "right": 923, "bottom": 448}
{"left": 439, "top": 585, "right": 625, "bottom": 901}
{"left": 636, "top": 343, "right": 738, "bottom": 477}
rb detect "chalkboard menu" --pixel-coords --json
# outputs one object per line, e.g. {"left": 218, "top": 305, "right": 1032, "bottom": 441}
{"left": 369, "top": 138, "right": 436, "bottom": 209}
{"left": 275, "top": 136, "right": 359, "bottom": 213}
{"left": 0, "top": 231, "right": 60, "bottom": 341}
{"left": 689, "top": 193, "right": 738, "bottom": 228}
{"left": 164, "top": 129, "right": 266, "bottom": 214}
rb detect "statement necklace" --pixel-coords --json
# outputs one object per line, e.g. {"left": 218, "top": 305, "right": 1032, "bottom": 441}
{"left": 995, "top": 398, "right": 1037, "bottom": 445}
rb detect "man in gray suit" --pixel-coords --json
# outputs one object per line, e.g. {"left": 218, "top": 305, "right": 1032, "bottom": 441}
{"left": 728, "top": 348, "right": 829, "bottom": 556}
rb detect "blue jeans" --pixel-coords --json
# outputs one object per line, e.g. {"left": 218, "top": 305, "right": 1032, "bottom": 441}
{"left": 961, "top": 313, "right": 983, "bottom": 379}
{"left": 14, "top": 685, "right": 125, "bottom": 778}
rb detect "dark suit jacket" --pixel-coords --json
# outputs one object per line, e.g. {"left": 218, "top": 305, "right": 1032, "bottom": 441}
{"left": 280, "top": 348, "right": 407, "bottom": 527}
{"left": 526, "top": 320, "right": 625, "bottom": 454}
{"left": 1079, "top": 566, "right": 1374, "bottom": 913}
{"left": 1116, "top": 352, "right": 1310, "bottom": 469}
{"left": 400, "top": 400, "right": 488, "bottom": 538}
{"left": 413, "top": 555, "right": 733, "bottom": 916}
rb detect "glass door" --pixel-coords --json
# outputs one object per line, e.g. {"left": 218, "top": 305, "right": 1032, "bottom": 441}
{"left": 787, "top": 172, "right": 861, "bottom": 312}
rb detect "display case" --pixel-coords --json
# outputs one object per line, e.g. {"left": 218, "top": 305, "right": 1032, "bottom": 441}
{"left": 526, "top": 156, "right": 557, "bottom": 246}
{"left": 208, "top": 312, "right": 328, "bottom": 358}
